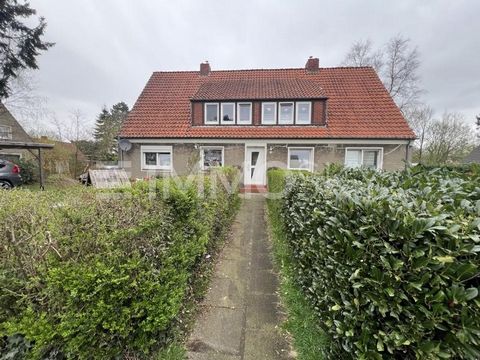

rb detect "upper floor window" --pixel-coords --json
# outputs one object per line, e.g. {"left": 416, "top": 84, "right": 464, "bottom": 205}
{"left": 262, "top": 102, "right": 276, "bottom": 125}
{"left": 221, "top": 103, "right": 235, "bottom": 124}
{"left": 296, "top": 102, "right": 311, "bottom": 124}
{"left": 279, "top": 102, "right": 294, "bottom": 124}
{"left": 205, "top": 103, "right": 219, "bottom": 124}
{"left": 0, "top": 125, "right": 12, "bottom": 140}
{"left": 237, "top": 103, "right": 252, "bottom": 124}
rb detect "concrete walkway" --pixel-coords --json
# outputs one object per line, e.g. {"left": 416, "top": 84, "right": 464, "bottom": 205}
{"left": 186, "top": 194, "right": 293, "bottom": 360}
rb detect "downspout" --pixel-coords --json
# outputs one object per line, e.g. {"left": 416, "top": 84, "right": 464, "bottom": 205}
{"left": 405, "top": 140, "right": 411, "bottom": 170}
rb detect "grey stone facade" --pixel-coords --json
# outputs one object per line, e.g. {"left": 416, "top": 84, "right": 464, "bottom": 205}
{"left": 121, "top": 140, "right": 410, "bottom": 182}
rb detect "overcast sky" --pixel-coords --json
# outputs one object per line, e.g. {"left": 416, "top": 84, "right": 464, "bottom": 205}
{"left": 18, "top": 0, "right": 480, "bottom": 133}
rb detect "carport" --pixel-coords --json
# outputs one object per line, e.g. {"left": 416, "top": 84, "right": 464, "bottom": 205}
{"left": 0, "top": 141, "right": 54, "bottom": 190}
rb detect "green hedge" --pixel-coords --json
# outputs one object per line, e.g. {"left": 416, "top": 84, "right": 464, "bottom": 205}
{"left": 275, "top": 166, "right": 480, "bottom": 359}
{"left": 0, "top": 169, "right": 239, "bottom": 359}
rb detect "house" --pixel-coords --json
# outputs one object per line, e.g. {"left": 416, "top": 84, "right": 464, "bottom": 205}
{"left": 35, "top": 137, "right": 88, "bottom": 176}
{"left": 119, "top": 58, "right": 416, "bottom": 186}
{"left": 0, "top": 103, "right": 32, "bottom": 161}
{"left": 465, "top": 146, "right": 480, "bottom": 164}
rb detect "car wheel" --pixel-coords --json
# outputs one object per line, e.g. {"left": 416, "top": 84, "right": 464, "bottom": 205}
{"left": 0, "top": 180, "right": 12, "bottom": 189}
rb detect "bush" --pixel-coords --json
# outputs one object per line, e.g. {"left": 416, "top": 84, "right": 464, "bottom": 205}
{"left": 277, "top": 167, "right": 480, "bottom": 359}
{"left": 0, "top": 170, "right": 239, "bottom": 359}
{"left": 15, "top": 158, "right": 37, "bottom": 184}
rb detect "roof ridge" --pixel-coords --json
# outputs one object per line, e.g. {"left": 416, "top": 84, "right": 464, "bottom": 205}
{"left": 152, "top": 66, "right": 375, "bottom": 74}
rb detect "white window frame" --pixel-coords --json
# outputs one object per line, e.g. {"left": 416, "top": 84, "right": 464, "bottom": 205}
{"left": 261, "top": 102, "right": 277, "bottom": 125}
{"left": 141, "top": 145, "right": 173, "bottom": 171}
{"left": 237, "top": 102, "right": 252, "bottom": 125}
{"left": 344, "top": 147, "right": 383, "bottom": 170}
{"left": 295, "top": 101, "right": 312, "bottom": 124}
{"left": 205, "top": 103, "right": 219, "bottom": 124}
{"left": 220, "top": 103, "right": 235, "bottom": 125}
{"left": 287, "top": 147, "right": 314, "bottom": 172}
{"left": 278, "top": 102, "right": 294, "bottom": 125}
{"left": 200, "top": 146, "right": 224, "bottom": 170}
{"left": 0, "top": 125, "right": 13, "bottom": 140}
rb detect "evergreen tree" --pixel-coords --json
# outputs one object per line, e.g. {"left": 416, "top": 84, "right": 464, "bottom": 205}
{"left": 0, "top": 0, "right": 54, "bottom": 99}
{"left": 93, "top": 102, "right": 129, "bottom": 161}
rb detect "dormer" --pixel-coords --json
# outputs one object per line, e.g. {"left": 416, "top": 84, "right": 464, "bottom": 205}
{"left": 190, "top": 72, "right": 328, "bottom": 127}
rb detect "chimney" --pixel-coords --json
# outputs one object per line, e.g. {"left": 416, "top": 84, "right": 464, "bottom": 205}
{"left": 305, "top": 56, "right": 319, "bottom": 72}
{"left": 200, "top": 61, "right": 211, "bottom": 76}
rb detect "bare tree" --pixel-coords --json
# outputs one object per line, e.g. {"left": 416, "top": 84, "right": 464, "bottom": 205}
{"left": 423, "top": 112, "right": 475, "bottom": 164}
{"left": 405, "top": 104, "right": 434, "bottom": 163}
{"left": 341, "top": 39, "right": 383, "bottom": 72}
{"left": 342, "top": 35, "right": 422, "bottom": 112}
{"left": 2, "top": 70, "right": 49, "bottom": 132}
{"left": 382, "top": 36, "right": 422, "bottom": 112}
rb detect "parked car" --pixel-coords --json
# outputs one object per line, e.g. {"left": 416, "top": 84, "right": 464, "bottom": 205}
{"left": 0, "top": 159, "right": 22, "bottom": 189}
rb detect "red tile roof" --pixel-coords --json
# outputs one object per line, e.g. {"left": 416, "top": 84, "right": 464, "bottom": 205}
{"left": 191, "top": 78, "right": 327, "bottom": 100}
{"left": 120, "top": 67, "right": 415, "bottom": 139}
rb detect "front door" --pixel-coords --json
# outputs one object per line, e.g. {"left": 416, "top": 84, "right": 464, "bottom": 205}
{"left": 245, "top": 146, "right": 266, "bottom": 185}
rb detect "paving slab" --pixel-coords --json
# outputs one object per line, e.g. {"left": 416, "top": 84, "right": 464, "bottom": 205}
{"left": 243, "top": 327, "right": 292, "bottom": 360}
{"left": 188, "top": 306, "right": 244, "bottom": 356}
{"left": 215, "top": 258, "right": 250, "bottom": 282}
{"left": 203, "top": 275, "right": 246, "bottom": 309}
{"left": 187, "top": 352, "right": 241, "bottom": 360}
{"left": 249, "top": 269, "right": 279, "bottom": 295}
{"left": 245, "top": 293, "right": 282, "bottom": 329}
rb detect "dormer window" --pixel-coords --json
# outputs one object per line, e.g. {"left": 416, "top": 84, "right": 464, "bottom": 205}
{"left": 296, "top": 102, "right": 311, "bottom": 124}
{"left": 279, "top": 102, "right": 294, "bottom": 124}
{"left": 262, "top": 102, "right": 276, "bottom": 125}
{"left": 237, "top": 103, "right": 252, "bottom": 124}
{"left": 221, "top": 103, "right": 235, "bottom": 124}
{"left": 205, "top": 103, "right": 219, "bottom": 124}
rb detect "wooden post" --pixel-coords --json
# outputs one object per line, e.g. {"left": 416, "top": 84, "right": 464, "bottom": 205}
{"left": 38, "top": 148, "right": 45, "bottom": 190}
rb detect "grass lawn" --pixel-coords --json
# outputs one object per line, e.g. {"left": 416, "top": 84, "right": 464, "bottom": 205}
{"left": 266, "top": 197, "right": 327, "bottom": 360}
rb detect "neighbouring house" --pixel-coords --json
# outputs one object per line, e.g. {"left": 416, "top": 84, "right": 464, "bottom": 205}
{"left": 0, "top": 103, "right": 32, "bottom": 161}
{"left": 35, "top": 137, "right": 88, "bottom": 177}
{"left": 119, "top": 58, "right": 416, "bottom": 186}
{"left": 465, "top": 146, "right": 480, "bottom": 164}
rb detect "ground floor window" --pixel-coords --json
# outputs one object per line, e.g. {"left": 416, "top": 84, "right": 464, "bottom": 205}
{"left": 141, "top": 145, "right": 172, "bottom": 170}
{"left": 345, "top": 148, "right": 383, "bottom": 169}
{"left": 201, "top": 146, "right": 224, "bottom": 170}
{"left": 288, "top": 147, "right": 314, "bottom": 171}
{"left": 0, "top": 153, "right": 21, "bottom": 162}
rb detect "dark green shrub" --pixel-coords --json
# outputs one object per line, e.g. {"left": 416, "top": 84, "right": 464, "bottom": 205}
{"left": 15, "top": 158, "right": 37, "bottom": 184}
{"left": 0, "top": 170, "right": 240, "bottom": 359}
{"left": 279, "top": 167, "right": 480, "bottom": 359}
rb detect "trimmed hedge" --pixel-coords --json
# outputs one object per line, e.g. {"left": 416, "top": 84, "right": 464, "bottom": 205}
{"left": 272, "top": 166, "right": 480, "bottom": 359}
{"left": 0, "top": 169, "right": 239, "bottom": 359}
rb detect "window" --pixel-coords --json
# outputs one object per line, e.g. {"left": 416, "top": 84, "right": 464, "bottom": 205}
{"left": 0, "top": 125, "right": 12, "bottom": 140}
{"left": 288, "top": 147, "right": 314, "bottom": 171}
{"left": 141, "top": 146, "right": 172, "bottom": 171}
{"left": 221, "top": 103, "right": 235, "bottom": 124}
{"left": 205, "top": 103, "right": 219, "bottom": 124}
{"left": 262, "top": 102, "right": 276, "bottom": 124}
{"left": 345, "top": 148, "right": 382, "bottom": 169}
{"left": 237, "top": 103, "right": 252, "bottom": 124}
{"left": 201, "top": 147, "right": 224, "bottom": 170}
{"left": 279, "top": 102, "right": 294, "bottom": 124}
{"left": 296, "top": 102, "right": 311, "bottom": 124}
